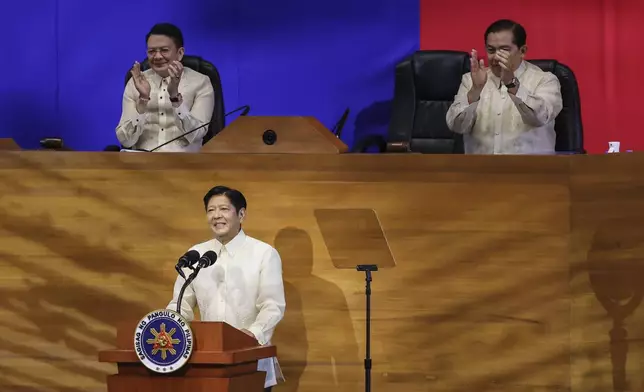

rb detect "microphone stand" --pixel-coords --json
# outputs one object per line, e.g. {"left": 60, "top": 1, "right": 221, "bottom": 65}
{"left": 356, "top": 264, "right": 378, "bottom": 392}
{"left": 176, "top": 265, "right": 203, "bottom": 316}
{"left": 174, "top": 264, "right": 186, "bottom": 279}
{"left": 148, "top": 105, "right": 251, "bottom": 152}
{"left": 149, "top": 123, "right": 210, "bottom": 152}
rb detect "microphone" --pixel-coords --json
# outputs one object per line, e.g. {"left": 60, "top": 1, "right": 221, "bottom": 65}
{"left": 331, "top": 107, "right": 350, "bottom": 139}
{"left": 236, "top": 105, "right": 251, "bottom": 116}
{"left": 197, "top": 250, "right": 218, "bottom": 268}
{"left": 147, "top": 105, "right": 251, "bottom": 152}
{"left": 174, "top": 250, "right": 200, "bottom": 279}
{"left": 175, "top": 250, "right": 218, "bottom": 316}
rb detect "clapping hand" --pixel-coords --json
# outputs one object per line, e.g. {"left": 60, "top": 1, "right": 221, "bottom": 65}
{"left": 495, "top": 49, "right": 515, "bottom": 85}
{"left": 131, "top": 62, "right": 151, "bottom": 99}
{"left": 470, "top": 49, "right": 488, "bottom": 89}
{"left": 167, "top": 60, "right": 184, "bottom": 98}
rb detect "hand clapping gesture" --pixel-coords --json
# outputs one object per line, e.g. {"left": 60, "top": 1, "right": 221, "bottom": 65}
{"left": 495, "top": 49, "right": 515, "bottom": 85}
{"left": 131, "top": 62, "right": 151, "bottom": 99}
{"left": 467, "top": 49, "right": 488, "bottom": 103}
{"left": 470, "top": 49, "right": 488, "bottom": 89}
{"left": 167, "top": 60, "right": 184, "bottom": 98}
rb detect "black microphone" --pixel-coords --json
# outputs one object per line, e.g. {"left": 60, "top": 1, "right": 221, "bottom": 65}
{"left": 174, "top": 250, "right": 200, "bottom": 279}
{"left": 236, "top": 105, "right": 251, "bottom": 116}
{"left": 331, "top": 107, "right": 350, "bottom": 139}
{"left": 147, "top": 105, "right": 251, "bottom": 152}
{"left": 197, "top": 250, "right": 218, "bottom": 268}
{"left": 175, "top": 250, "right": 218, "bottom": 316}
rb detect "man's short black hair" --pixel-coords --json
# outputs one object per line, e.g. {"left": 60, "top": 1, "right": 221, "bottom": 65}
{"left": 484, "top": 19, "right": 527, "bottom": 48}
{"left": 203, "top": 186, "right": 247, "bottom": 213}
{"left": 146, "top": 23, "right": 184, "bottom": 48}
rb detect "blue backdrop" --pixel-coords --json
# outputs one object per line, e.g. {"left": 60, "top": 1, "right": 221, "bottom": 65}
{"left": 3, "top": 0, "right": 419, "bottom": 150}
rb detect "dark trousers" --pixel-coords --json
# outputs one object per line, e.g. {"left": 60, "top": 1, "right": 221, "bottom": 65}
{"left": 264, "top": 388, "right": 272, "bottom": 392}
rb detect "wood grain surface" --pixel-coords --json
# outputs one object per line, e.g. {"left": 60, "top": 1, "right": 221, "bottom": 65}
{"left": 0, "top": 151, "right": 641, "bottom": 392}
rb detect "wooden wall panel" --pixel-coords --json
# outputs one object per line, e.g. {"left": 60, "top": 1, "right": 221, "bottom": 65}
{"left": 0, "top": 151, "right": 639, "bottom": 392}
{"left": 570, "top": 154, "right": 644, "bottom": 392}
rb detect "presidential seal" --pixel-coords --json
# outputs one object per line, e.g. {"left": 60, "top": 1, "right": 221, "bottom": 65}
{"left": 134, "top": 309, "right": 193, "bottom": 373}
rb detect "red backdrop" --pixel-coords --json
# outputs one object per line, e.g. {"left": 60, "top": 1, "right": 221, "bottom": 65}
{"left": 420, "top": 0, "right": 644, "bottom": 154}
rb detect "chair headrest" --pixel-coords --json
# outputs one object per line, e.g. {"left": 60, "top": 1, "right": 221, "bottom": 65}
{"left": 412, "top": 50, "right": 470, "bottom": 101}
{"left": 528, "top": 59, "right": 578, "bottom": 85}
{"left": 528, "top": 59, "right": 558, "bottom": 73}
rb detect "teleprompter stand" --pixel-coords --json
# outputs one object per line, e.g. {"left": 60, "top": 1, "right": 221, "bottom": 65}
{"left": 357, "top": 264, "right": 378, "bottom": 392}
{"left": 314, "top": 208, "right": 397, "bottom": 392}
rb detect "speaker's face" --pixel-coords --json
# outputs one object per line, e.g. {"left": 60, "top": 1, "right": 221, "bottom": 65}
{"left": 205, "top": 195, "right": 245, "bottom": 243}
{"left": 146, "top": 34, "right": 184, "bottom": 77}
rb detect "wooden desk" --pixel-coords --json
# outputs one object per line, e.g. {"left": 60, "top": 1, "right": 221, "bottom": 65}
{"left": 0, "top": 151, "right": 642, "bottom": 392}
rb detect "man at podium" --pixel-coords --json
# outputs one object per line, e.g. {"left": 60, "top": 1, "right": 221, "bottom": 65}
{"left": 167, "top": 185, "right": 286, "bottom": 391}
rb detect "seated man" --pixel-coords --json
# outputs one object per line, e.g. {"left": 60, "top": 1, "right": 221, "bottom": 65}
{"left": 446, "top": 19, "right": 563, "bottom": 154}
{"left": 116, "top": 23, "right": 214, "bottom": 152}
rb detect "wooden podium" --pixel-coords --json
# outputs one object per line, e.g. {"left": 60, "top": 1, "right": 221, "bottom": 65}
{"left": 0, "top": 138, "right": 20, "bottom": 151}
{"left": 99, "top": 321, "right": 276, "bottom": 392}
{"left": 202, "top": 116, "right": 349, "bottom": 154}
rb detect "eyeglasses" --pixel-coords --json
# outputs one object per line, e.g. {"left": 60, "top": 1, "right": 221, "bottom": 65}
{"left": 147, "top": 48, "right": 171, "bottom": 57}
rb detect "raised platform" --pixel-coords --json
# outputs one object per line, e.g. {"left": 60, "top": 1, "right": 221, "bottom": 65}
{"left": 0, "top": 150, "right": 642, "bottom": 391}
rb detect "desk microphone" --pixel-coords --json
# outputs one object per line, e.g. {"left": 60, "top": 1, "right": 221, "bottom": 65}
{"left": 148, "top": 121, "right": 212, "bottom": 152}
{"left": 146, "top": 105, "right": 251, "bottom": 152}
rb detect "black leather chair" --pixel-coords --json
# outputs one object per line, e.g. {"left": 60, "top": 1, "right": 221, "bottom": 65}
{"left": 528, "top": 59, "right": 584, "bottom": 153}
{"left": 124, "top": 55, "right": 225, "bottom": 145}
{"left": 355, "top": 50, "right": 584, "bottom": 154}
{"left": 354, "top": 50, "right": 467, "bottom": 154}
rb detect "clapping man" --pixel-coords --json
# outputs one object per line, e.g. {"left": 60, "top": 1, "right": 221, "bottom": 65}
{"left": 446, "top": 19, "right": 563, "bottom": 154}
{"left": 115, "top": 23, "right": 214, "bottom": 152}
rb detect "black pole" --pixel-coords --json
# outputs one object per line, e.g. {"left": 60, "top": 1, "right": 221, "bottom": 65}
{"left": 357, "top": 264, "right": 378, "bottom": 392}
